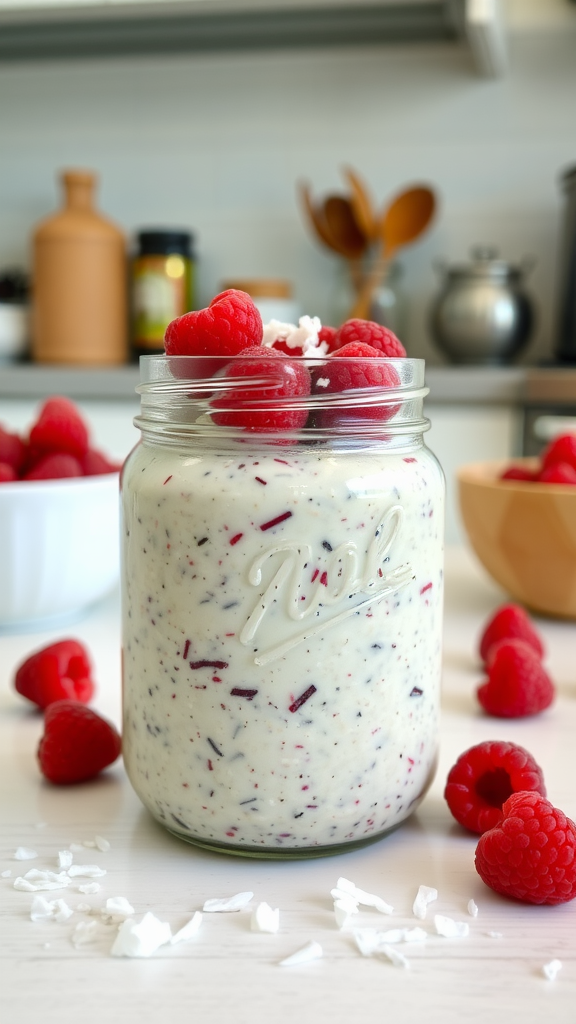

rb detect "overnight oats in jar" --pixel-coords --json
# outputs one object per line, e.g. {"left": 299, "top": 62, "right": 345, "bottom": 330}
{"left": 121, "top": 292, "right": 444, "bottom": 858}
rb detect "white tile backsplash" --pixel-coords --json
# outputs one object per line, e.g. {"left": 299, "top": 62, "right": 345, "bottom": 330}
{"left": 1, "top": 22, "right": 576, "bottom": 366}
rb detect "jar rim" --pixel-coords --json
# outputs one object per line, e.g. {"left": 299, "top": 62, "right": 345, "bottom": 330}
{"left": 135, "top": 353, "right": 430, "bottom": 446}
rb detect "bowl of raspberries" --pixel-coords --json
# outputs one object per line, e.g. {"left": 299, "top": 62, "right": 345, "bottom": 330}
{"left": 456, "top": 434, "right": 576, "bottom": 620}
{"left": 0, "top": 396, "right": 121, "bottom": 629}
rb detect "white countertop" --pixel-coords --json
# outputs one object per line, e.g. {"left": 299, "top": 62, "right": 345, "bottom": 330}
{"left": 1, "top": 547, "right": 575, "bottom": 1024}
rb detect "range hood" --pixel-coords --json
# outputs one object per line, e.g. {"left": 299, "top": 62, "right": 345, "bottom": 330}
{"left": 0, "top": 0, "right": 507, "bottom": 75}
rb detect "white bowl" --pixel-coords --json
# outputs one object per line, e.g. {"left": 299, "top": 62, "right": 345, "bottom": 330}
{"left": 0, "top": 472, "right": 120, "bottom": 630}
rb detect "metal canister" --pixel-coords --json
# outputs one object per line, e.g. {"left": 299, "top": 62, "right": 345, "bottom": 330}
{"left": 132, "top": 229, "right": 195, "bottom": 357}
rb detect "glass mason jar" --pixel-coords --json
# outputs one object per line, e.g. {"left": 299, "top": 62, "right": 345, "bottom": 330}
{"left": 121, "top": 353, "right": 444, "bottom": 859}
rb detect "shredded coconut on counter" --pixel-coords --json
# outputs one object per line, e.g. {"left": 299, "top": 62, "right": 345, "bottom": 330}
{"left": 251, "top": 902, "right": 280, "bottom": 934}
{"left": 111, "top": 912, "right": 172, "bottom": 958}
{"left": 542, "top": 959, "right": 562, "bottom": 981}
{"left": 279, "top": 941, "right": 323, "bottom": 967}
{"left": 332, "top": 877, "right": 393, "bottom": 915}
{"left": 412, "top": 885, "right": 438, "bottom": 920}
{"left": 203, "top": 891, "right": 254, "bottom": 913}
{"left": 14, "top": 848, "right": 38, "bottom": 861}
{"left": 434, "top": 915, "right": 469, "bottom": 939}
{"left": 170, "top": 912, "right": 203, "bottom": 945}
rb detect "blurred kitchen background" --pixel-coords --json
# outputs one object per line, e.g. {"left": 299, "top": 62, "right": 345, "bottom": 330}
{"left": 1, "top": 0, "right": 576, "bottom": 543}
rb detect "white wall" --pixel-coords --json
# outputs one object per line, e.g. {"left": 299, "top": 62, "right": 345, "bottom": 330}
{"left": 1, "top": 14, "right": 576, "bottom": 365}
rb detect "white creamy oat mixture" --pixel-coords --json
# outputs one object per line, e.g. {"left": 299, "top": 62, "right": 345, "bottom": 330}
{"left": 121, "top": 440, "right": 444, "bottom": 853}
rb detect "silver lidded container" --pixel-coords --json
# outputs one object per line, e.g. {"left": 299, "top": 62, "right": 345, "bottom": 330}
{"left": 429, "top": 247, "right": 534, "bottom": 365}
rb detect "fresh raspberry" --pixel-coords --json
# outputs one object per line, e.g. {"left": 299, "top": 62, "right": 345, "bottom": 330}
{"left": 537, "top": 461, "right": 576, "bottom": 485}
{"left": 318, "top": 325, "right": 337, "bottom": 351}
{"left": 333, "top": 319, "right": 407, "bottom": 357}
{"left": 311, "top": 342, "right": 401, "bottom": 427}
{"left": 0, "top": 461, "right": 18, "bottom": 482}
{"left": 0, "top": 423, "right": 26, "bottom": 473}
{"left": 475, "top": 791, "right": 576, "bottom": 905}
{"left": 541, "top": 432, "right": 576, "bottom": 472}
{"left": 211, "top": 346, "right": 311, "bottom": 432}
{"left": 80, "top": 448, "right": 121, "bottom": 476}
{"left": 37, "top": 699, "right": 121, "bottom": 785}
{"left": 164, "top": 289, "right": 263, "bottom": 358}
{"left": 499, "top": 465, "right": 537, "bottom": 482}
{"left": 477, "top": 638, "right": 555, "bottom": 718}
{"left": 28, "top": 397, "right": 90, "bottom": 459}
{"left": 23, "top": 452, "right": 83, "bottom": 481}
{"left": 479, "top": 603, "right": 544, "bottom": 663}
{"left": 444, "top": 740, "right": 546, "bottom": 834}
{"left": 15, "top": 639, "right": 95, "bottom": 709}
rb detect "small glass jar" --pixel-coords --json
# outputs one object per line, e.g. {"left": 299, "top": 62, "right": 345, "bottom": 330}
{"left": 131, "top": 230, "right": 195, "bottom": 358}
{"left": 121, "top": 354, "right": 444, "bottom": 859}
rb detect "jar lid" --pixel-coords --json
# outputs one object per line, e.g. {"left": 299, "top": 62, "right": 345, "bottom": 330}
{"left": 137, "top": 230, "right": 194, "bottom": 257}
{"left": 222, "top": 279, "right": 292, "bottom": 299}
{"left": 442, "top": 247, "right": 523, "bottom": 281}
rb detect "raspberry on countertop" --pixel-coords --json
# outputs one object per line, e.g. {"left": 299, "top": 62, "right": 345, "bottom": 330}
{"left": 477, "top": 638, "right": 555, "bottom": 718}
{"left": 14, "top": 639, "right": 95, "bottom": 709}
{"left": 37, "top": 700, "right": 121, "bottom": 785}
{"left": 444, "top": 740, "right": 546, "bottom": 834}
{"left": 479, "top": 603, "right": 544, "bottom": 663}
{"left": 475, "top": 791, "right": 576, "bottom": 905}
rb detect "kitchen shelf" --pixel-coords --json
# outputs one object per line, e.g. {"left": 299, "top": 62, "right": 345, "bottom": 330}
{"left": 0, "top": 0, "right": 506, "bottom": 76}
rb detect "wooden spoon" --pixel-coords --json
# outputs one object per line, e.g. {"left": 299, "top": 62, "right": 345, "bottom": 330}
{"left": 298, "top": 181, "right": 341, "bottom": 254}
{"left": 323, "top": 195, "right": 367, "bottom": 260}
{"left": 341, "top": 166, "right": 379, "bottom": 243}
{"left": 348, "top": 185, "right": 436, "bottom": 321}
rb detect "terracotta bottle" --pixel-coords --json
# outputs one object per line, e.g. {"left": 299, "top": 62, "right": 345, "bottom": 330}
{"left": 32, "top": 170, "right": 128, "bottom": 364}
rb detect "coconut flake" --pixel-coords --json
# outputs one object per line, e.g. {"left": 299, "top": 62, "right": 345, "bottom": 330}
{"left": 31, "top": 895, "right": 57, "bottom": 921}
{"left": 72, "top": 920, "right": 99, "bottom": 947}
{"left": 78, "top": 882, "right": 101, "bottom": 895}
{"left": 334, "top": 877, "right": 393, "bottom": 915}
{"left": 262, "top": 316, "right": 327, "bottom": 356}
{"left": 95, "top": 836, "right": 111, "bottom": 853}
{"left": 381, "top": 944, "right": 410, "bottom": 969}
{"left": 251, "top": 902, "right": 280, "bottom": 934}
{"left": 110, "top": 912, "right": 172, "bottom": 958}
{"left": 14, "top": 847, "right": 38, "bottom": 861}
{"left": 1, "top": 870, "right": 12, "bottom": 878}
{"left": 542, "top": 959, "right": 562, "bottom": 981}
{"left": 203, "top": 891, "right": 254, "bottom": 912}
{"left": 67, "top": 864, "right": 106, "bottom": 878}
{"left": 467, "top": 899, "right": 479, "bottom": 918}
{"left": 354, "top": 927, "right": 426, "bottom": 957}
{"left": 315, "top": 377, "right": 330, "bottom": 388}
{"left": 412, "top": 885, "right": 438, "bottom": 920}
{"left": 83, "top": 840, "right": 97, "bottom": 848}
{"left": 333, "top": 897, "right": 359, "bottom": 930}
{"left": 104, "top": 896, "right": 135, "bottom": 919}
{"left": 171, "top": 911, "right": 203, "bottom": 944}
{"left": 58, "top": 850, "right": 73, "bottom": 870}
{"left": 434, "top": 914, "right": 469, "bottom": 939}
{"left": 279, "top": 940, "right": 323, "bottom": 967}
{"left": 14, "top": 870, "right": 71, "bottom": 892}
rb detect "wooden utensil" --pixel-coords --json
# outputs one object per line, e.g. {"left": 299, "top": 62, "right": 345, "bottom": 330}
{"left": 299, "top": 181, "right": 341, "bottom": 253}
{"left": 348, "top": 185, "right": 436, "bottom": 321}
{"left": 341, "top": 166, "right": 379, "bottom": 243}
{"left": 299, "top": 183, "right": 367, "bottom": 292}
{"left": 322, "top": 195, "right": 366, "bottom": 259}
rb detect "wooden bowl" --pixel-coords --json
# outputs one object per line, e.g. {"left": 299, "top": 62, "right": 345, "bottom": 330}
{"left": 457, "top": 459, "right": 576, "bottom": 620}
